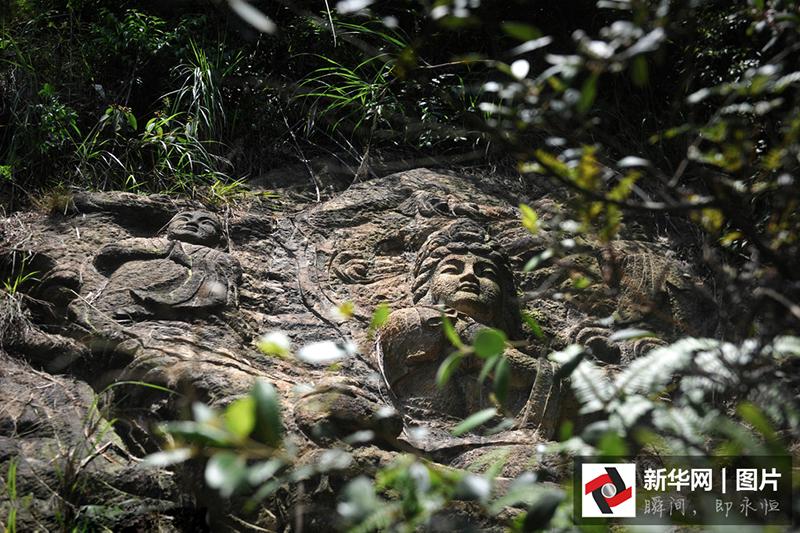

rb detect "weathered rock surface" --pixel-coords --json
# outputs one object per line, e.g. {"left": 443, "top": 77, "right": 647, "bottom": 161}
{"left": 0, "top": 168, "right": 717, "bottom": 531}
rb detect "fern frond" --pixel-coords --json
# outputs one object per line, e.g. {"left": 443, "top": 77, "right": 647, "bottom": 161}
{"left": 571, "top": 359, "right": 614, "bottom": 414}
{"left": 614, "top": 337, "right": 720, "bottom": 395}
{"left": 614, "top": 394, "right": 656, "bottom": 426}
{"left": 652, "top": 406, "right": 706, "bottom": 449}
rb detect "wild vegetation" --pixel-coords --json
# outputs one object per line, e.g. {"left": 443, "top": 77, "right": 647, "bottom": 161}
{"left": 3, "top": 0, "right": 800, "bottom": 531}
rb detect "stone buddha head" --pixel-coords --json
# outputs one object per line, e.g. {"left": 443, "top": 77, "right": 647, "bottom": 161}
{"left": 411, "top": 220, "right": 518, "bottom": 330}
{"left": 165, "top": 211, "right": 224, "bottom": 248}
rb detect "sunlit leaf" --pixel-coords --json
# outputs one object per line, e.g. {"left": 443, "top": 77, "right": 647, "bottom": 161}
{"left": 551, "top": 344, "right": 586, "bottom": 381}
{"left": 296, "top": 340, "right": 354, "bottom": 363}
{"left": 228, "top": 0, "right": 276, "bottom": 34}
{"left": 256, "top": 331, "right": 291, "bottom": 358}
{"left": 334, "top": 300, "right": 355, "bottom": 320}
{"left": 160, "top": 421, "right": 231, "bottom": 447}
{"left": 608, "top": 328, "right": 656, "bottom": 342}
{"left": 572, "top": 276, "right": 591, "bottom": 289}
{"left": 452, "top": 408, "right": 497, "bottom": 436}
{"left": 618, "top": 156, "right": 650, "bottom": 168}
{"left": 336, "top": 0, "right": 374, "bottom": 14}
{"left": 521, "top": 310, "right": 545, "bottom": 339}
{"left": 442, "top": 314, "right": 463, "bottom": 348}
{"left": 140, "top": 448, "right": 193, "bottom": 468}
{"left": 523, "top": 249, "right": 554, "bottom": 271}
{"left": 519, "top": 203, "right": 540, "bottom": 234}
{"left": 510, "top": 59, "right": 530, "bottom": 80}
{"left": 720, "top": 231, "right": 742, "bottom": 246}
{"left": 437, "top": 352, "right": 464, "bottom": 387}
{"left": 367, "top": 303, "right": 391, "bottom": 340}
{"left": 455, "top": 474, "right": 492, "bottom": 503}
{"left": 486, "top": 417, "right": 516, "bottom": 435}
{"left": 535, "top": 148, "right": 570, "bottom": 178}
{"left": 192, "top": 402, "right": 217, "bottom": 423}
{"left": 206, "top": 451, "right": 248, "bottom": 498}
{"left": 126, "top": 112, "right": 137, "bottom": 131}
{"left": 473, "top": 328, "right": 507, "bottom": 359}
{"left": 247, "top": 458, "right": 284, "bottom": 486}
{"left": 225, "top": 397, "right": 257, "bottom": 438}
{"left": 478, "top": 354, "right": 500, "bottom": 383}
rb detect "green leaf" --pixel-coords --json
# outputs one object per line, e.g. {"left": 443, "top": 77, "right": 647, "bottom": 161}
{"left": 523, "top": 249, "right": 554, "bottom": 271}
{"left": 521, "top": 310, "right": 545, "bottom": 339}
{"left": 452, "top": 408, "right": 497, "bottom": 436}
{"left": 502, "top": 22, "right": 542, "bottom": 41}
{"left": 478, "top": 354, "right": 501, "bottom": 383}
{"left": 367, "top": 303, "right": 391, "bottom": 340}
{"left": 486, "top": 417, "right": 516, "bottom": 435}
{"left": 126, "top": 112, "right": 137, "bottom": 131}
{"left": 493, "top": 357, "right": 511, "bottom": 404}
{"left": 335, "top": 300, "right": 355, "bottom": 319}
{"left": 205, "top": 451, "right": 248, "bottom": 498}
{"left": 192, "top": 402, "right": 217, "bottom": 423}
{"left": 577, "top": 74, "right": 598, "bottom": 113}
{"left": 551, "top": 345, "right": 585, "bottom": 383}
{"left": 437, "top": 352, "right": 464, "bottom": 387}
{"left": 247, "top": 458, "right": 284, "bottom": 486}
{"left": 597, "top": 431, "right": 629, "bottom": 457}
{"left": 225, "top": 397, "right": 257, "bottom": 438}
{"left": 473, "top": 328, "right": 507, "bottom": 359}
{"left": 252, "top": 380, "right": 282, "bottom": 447}
{"left": 737, "top": 401, "right": 776, "bottom": 442}
{"left": 442, "top": 314, "right": 463, "bottom": 349}
{"left": 608, "top": 328, "right": 656, "bottom": 342}
{"left": 454, "top": 474, "right": 492, "bottom": 503}
{"left": 571, "top": 276, "right": 591, "bottom": 289}
{"left": 519, "top": 203, "right": 540, "bottom": 234}
{"left": 161, "top": 421, "right": 232, "bottom": 447}
{"left": 632, "top": 55, "right": 648, "bottom": 87}
{"left": 522, "top": 490, "right": 566, "bottom": 531}
{"left": 257, "top": 331, "right": 291, "bottom": 358}
{"left": 140, "top": 447, "right": 193, "bottom": 468}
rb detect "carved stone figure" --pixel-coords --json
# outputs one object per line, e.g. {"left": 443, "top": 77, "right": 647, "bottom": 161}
{"left": 92, "top": 210, "right": 242, "bottom": 320}
{"left": 379, "top": 220, "right": 563, "bottom": 436}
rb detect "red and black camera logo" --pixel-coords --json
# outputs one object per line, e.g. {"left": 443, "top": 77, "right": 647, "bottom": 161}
{"left": 581, "top": 463, "right": 636, "bottom": 517}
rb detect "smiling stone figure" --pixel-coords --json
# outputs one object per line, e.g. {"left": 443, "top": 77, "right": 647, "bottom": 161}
{"left": 165, "top": 211, "right": 224, "bottom": 247}
{"left": 92, "top": 210, "right": 241, "bottom": 321}
{"left": 378, "top": 220, "right": 561, "bottom": 436}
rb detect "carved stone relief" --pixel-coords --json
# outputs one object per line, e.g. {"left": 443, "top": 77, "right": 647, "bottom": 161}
{"left": 0, "top": 168, "right": 719, "bottom": 531}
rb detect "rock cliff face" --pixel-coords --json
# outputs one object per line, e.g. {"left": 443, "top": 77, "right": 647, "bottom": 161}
{"left": 0, "top": 168, "right": 717, "bottom": 531}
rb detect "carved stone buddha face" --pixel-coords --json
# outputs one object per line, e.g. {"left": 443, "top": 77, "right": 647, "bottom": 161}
{"left": 430, "top": 253, "right": 503, "bottom": 324}
{"left": 166, "top": 211, "right": 222, "bottom": 247}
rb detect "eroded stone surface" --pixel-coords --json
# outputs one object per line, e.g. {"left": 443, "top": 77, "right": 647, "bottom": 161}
{"left": 0, "top": 168, "right": 717, "bottom": 531}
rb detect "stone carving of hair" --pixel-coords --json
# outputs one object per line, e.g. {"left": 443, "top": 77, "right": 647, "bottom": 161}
{"left": 411, "top": 219, "right": 519, "bottom": 331}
